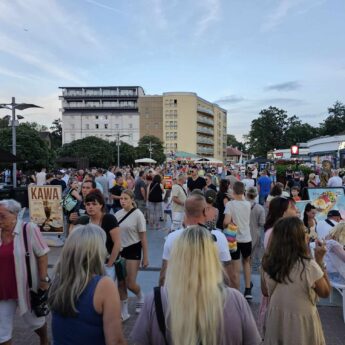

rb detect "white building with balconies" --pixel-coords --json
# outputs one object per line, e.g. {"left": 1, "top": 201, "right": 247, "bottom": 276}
{"left": 59, "top": 86, "right": 145, "bottom": 146}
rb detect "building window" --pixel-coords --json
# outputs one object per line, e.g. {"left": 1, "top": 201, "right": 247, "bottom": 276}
{"left": 86, "top": 124, "right": 89, "bottom": 130}
{"left": 129, "top": 123, "right": 133, "bottom": 129}
{"left": 71, "top": 124, "right": 75, "bottom": 130}
{"left": 104, "top": 124, "right": 108, "bottom": 129}
{"left": 95, "top": 124, "right": 99, "bottom": 129}
{"left": 104, "top": 115, "right": 108, "bottom": 120}
{"left": 115, "top": 124, "right": 119, "bottom": 129}
{"left": 95, "top": 115, "right": 99, "bottom": 119}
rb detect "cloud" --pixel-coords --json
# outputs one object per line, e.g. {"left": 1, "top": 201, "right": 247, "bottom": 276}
{"left": 0, "top": 34, "right": 83, "bottom": 84}
{"left": 0, "top": 67, "right": 32, "bottom": 81}
{"left": 83, "top": 0, "right": 125, "bottom": 14}
{"left": 195, "top": 0, "right": 221, "bottom": 36}
{"left": 261, "top": 0, "right": 326, "bottom": 32}
{"left": 215, "top": 95, "right": 245, "bottom": 104}
{"left": 265, "top": 81, "right": 301, "bottom": 91}
{"left": 258, "top": 98, "right": 307, "bottom": 106}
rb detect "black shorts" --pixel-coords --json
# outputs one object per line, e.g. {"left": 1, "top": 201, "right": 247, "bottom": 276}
{"left": 230, "top": 241, "right": 252, "bottom": 260}
{"left": 121, "top": 241, "right": 142, "bottom": 260}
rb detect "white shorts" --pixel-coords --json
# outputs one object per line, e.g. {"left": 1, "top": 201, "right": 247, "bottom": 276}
{"left": 0, "top": 300, "right": 46, "bottom": 342}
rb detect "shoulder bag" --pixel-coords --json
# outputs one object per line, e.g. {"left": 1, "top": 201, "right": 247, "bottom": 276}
{"left": 23, "top": 223, "right": 50, "bottom": 317}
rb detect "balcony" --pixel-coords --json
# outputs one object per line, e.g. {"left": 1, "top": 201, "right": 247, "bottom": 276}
{"left": 197, "top": 116, "right": 214, "bottom": 126}
{"left": 197, "top": 126, "right": 213, "bottom": 136}
{"left": 61, "top": 101, "right": 138, "bottom": 110}
{"left": 197, "top": 106, "right": 214, "bottom": 116}
{"left": 197, "top": 136, "right": 214, "bottom": 145}
{"left": 61, "top": 89, "right": 138, "bottom": 98}
{"left": 197, "top": 146, "right": 214, "bottom": 155}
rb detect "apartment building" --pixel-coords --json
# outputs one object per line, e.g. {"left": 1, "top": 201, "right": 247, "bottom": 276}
{"left": 138, "top": 96, "right": 163, "bottom": 141}
{"left": 59, "top": 86, "right": 145, "bottom": 145}
{"left": 139, "top": 92, "right": 227, "bottom": 161}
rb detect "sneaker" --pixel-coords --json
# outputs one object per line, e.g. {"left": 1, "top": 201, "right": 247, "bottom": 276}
{"left": 136, "top": 294, "right": 145, "bottom": 314}
{"left": 244, "top": 282, "right": 253, "bottom": 300}
{"left": 121, "top": 312, "right": 131, "bottom": 322}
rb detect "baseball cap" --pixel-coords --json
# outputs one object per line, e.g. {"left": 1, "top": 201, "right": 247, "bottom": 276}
{"left": 327, "top": 210, "right": 342, "bottom": 218}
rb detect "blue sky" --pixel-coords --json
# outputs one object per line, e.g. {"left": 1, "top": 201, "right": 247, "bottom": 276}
{"left": 0, "top": 0, "right": 344, "bottom": 141}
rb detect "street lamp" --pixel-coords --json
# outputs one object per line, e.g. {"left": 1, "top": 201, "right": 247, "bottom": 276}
{"left": 0, "top": 97, "right": 42, "bottom": 187}
{"left": 105, "top": 133, "right": 131, "bottom": 167}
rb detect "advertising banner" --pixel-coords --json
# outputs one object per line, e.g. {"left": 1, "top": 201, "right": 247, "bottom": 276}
{"left": 163, "top": 175, "right": 173, "bottom": 189}
{"left": 307, "top": 187, "right": 345, "bottom": 221}
{"left": 28, "top": 186, "right": 64, "bottom": 234}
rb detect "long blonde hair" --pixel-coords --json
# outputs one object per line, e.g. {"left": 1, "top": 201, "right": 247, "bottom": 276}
{"left": 329, "top": 222, "right": 345, "bottom": 246}
{"left": 48, "top": 224, "right": 107, "bottom": 316}
{"left": 165, "top": 225, "right": 225, "bottom": 345}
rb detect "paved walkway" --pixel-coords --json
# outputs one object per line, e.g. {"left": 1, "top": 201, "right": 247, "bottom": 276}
{"left": 11, "top": 227, "right": 345, "bottom": 344}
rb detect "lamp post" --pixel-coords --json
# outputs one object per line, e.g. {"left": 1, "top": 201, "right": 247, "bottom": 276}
{"left": 144, "top": 141, "right": 156, "bottom": 160}
{"left": 106, "top": 133, "right": 130, "bottom": 167}
{"left": 0, "top": 97, "right": 42, "bottom": 187}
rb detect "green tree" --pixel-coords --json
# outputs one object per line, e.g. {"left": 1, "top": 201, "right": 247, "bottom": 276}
{"left": 136, "top": 135, "right": 165, "bottom": 164}
{"left": 226, "top": 134, "right": 246, "bottom": 151}
{"left": 23, "top": 121, "right": 48, "bottom": 131}
{"left": 0, "top": 123, "right": 51, "bottom": 171}
{"left": 110, "top": 141, "right": 137, "bottom": 166}
{"left": 57, "top": 136, "right": 113, "bottom": 167}
{"left": 246, "top": 107, "right": 291, "bottom": 156}
{"left": 320, "top": 101, "right": 345, "bottom": 136}
{"left": 50, "top": 118, "right": 62, "bottom": 150}
{"left": 246, "top": 107, "right": 320, "bottom": 156}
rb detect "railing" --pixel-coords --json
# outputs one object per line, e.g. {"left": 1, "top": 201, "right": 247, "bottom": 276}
{"left": 197, "top": 106, "right": 214, "bottom": 116}
{"left": 197, "top": 136, "right": 214, "bottom": 145}
{"left": 62, "top": 90, "right": 138, "bottom": 97}
{"left": 197, "top": 126, "right": 214, "bottom": 135}
{"left": 197, "top": 116, "right": 214, "bottom": 125}
{"left": 62, "top": 102, "right": 137, "bottom": 109}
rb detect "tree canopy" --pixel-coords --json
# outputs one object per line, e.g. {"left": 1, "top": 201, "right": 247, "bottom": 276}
{"left": 136, "top": 135, "right": 165, "bottom": 164}
{"left": 245, "top": 106, "right": 319, "bottom": 156}
{"left": 0, "top": 123, "right": 51, "bottom": 171}
{"left": 319, "top": 101, "right": 345, "bottom": 136}
{"left": 57, "top": 136, "right": 113, "bottom": 167}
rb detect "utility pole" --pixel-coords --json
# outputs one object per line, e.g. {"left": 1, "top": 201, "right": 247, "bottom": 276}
{"left": 144, "top": 141, "right": 156, "bottom": 159}
{"left": 0, "top": 98, "right": 42, "bottom": 187}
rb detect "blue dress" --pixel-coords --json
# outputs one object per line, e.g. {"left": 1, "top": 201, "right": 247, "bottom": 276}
{"left": 52, "top": 275, "right": 105, "bottom": 345}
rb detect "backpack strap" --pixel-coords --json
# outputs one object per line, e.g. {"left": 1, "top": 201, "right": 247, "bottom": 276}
{"left": 154, "top": 287, "right": 169, "bottom": 345}
{"left": 325, "top": 219, "right": 335, "bottom": 228}
{"left": 23, "top": 223, "right": 33, "bottom": 289}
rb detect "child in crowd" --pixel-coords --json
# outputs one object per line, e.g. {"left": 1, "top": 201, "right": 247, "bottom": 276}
{"left": 291, "top": 186, "right": 301, "bottom": 202}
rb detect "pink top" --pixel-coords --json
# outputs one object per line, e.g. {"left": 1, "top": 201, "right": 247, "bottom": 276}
{"left": 0, "top": 241, "right": 18, "bottom": 300}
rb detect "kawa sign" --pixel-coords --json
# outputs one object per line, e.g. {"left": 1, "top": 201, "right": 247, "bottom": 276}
{"left": 28, "top": 186, "right": 64, "bottom": 234}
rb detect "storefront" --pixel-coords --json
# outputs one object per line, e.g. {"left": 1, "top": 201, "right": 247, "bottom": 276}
{"left": 307, "top": 135, "right": 345, "bottom": 168}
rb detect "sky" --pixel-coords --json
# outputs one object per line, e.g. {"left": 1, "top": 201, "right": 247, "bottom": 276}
{"left": 0, "top": 0, "right": 344, "bottom": 141}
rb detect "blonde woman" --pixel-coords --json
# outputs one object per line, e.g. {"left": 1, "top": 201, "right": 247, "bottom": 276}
{"left": 325, "top": 223, "right": 345, "bottom": 284}
{"left": 131, "top": 225, "right": 261, "bottom": 345}
{"left": 49, "top": 224, "right": 126, "bottom": 345}
{"left": 115, "top": 190, "right": 148, "bottom": 321}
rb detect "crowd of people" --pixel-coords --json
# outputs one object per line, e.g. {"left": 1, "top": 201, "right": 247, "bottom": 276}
{"left": 0, "top": 162, "right": 345, "bottom": 345}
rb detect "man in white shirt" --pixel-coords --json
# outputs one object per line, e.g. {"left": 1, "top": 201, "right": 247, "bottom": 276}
{"left": 171, "top": 173, "right": 187, "bottom": 231}
{"left": 327, "top": 170, "right": 343, "bottom": 187}
{"left": 316, "top": 210, "right": 342, "bottom": 239}
{"left": 159, "top": 194, "right": 231, "bottom": 286}
{"left": 241, "top": 171, "right": 255, "bottom": 191}
{"left": 224, "top": 181, "right": 252, "bottom": 298}
{"left": 36, "top": 168, "right": 46, "bottom": 186}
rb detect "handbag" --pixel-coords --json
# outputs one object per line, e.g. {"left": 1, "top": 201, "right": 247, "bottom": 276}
{"left": 114, "top": 208, "right": 137, "bottom": 281}
{"left": 23, "top": 223, "right": 50, "bottom": 317}
{"left": 61, "top": 189, "right": 78, "bottom": 212}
